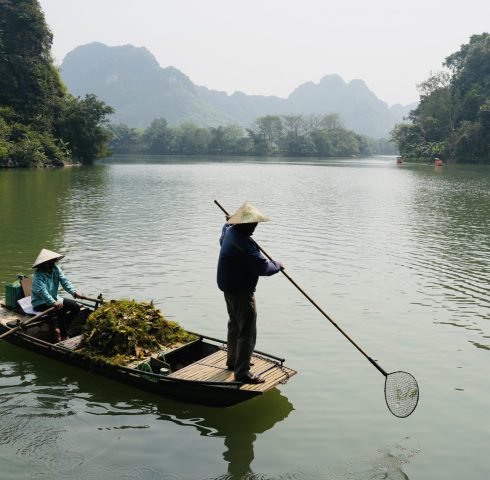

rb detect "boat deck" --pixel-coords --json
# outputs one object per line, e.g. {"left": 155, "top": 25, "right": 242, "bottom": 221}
{"left": 57, "top": 335, "right": 82, "bottom": 350}
{"left": 166, "top": 348, "right": 295, "bottom": 392}
{"left": 0, "top": 307, "right": 30, "bottom": 326}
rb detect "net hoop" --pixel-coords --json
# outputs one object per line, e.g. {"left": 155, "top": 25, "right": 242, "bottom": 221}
{"left": 384, "top": 371, "right": 419, "bottom": 418}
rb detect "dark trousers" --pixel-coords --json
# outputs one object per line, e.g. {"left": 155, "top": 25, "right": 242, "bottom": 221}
{"left": 33, "top": 298, "right": 80, "bottom": 339}
{"left": 224, "top": 291, "right": 257, "bottom": 379}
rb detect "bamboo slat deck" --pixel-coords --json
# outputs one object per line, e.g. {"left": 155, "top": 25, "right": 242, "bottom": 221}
{"left": 0, "top": 308, "right": 80, "bottom": 347}
{"left": 0, "top": 307, "right": 29, "bottom": 327}
{"left": 166, "top": 348, "right": 296, "bottom": 393}
{"left": 57, "top": 335, "right": 83, "bottom": 350}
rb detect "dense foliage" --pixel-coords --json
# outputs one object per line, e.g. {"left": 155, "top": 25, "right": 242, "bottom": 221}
{"left": 0, "top": 0, "right": 113, "bottom": 167}
{"left": 108, "top": 114, "right": 397, "bottom": 157}
{"left": 391, "top": 33, "right": 489, "bottom": 163}
{"left": 80, "top": 299, "right": 197, "bottom": 365}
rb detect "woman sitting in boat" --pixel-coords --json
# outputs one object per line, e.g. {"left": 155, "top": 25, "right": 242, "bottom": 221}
{"left": 31, "top": 248, "right": 82, "bottom": 342}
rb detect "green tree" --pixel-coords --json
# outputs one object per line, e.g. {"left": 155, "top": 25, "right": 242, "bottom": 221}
{"left": 0, "top": 106, "right": 68, "bottom": 167}
{"left": 250, "top": 115, "right": 283, "bottom": 154}
{"left": 208, "top": 124, "right": 246, "bottom": 154}
{"left": 56, "top": 94, "right": 114, "bottom": 164}
{"left": 172, "top": 122, "right": 211, "bottom": 154}
{"left": 0, "top": 0, "right": 114, "bottom": 167}
{"left": 0, "top": 0, "right": 65, "bottom": 128}
{"left": 356, "top": 134, "right": 376, "bottom": 155}
{"left": 281, "top": 115, "right": 315, "bottom": 155}
{"left": 446, "top": 33, "right": 490, "bottom": 160}
{"left": 142, "top": 118, "right": 172, "bottom": 154}
{"left": 391, "top": 33, "right": 489, "bottom": 163}
{"left": 108, "top": 123, "right": 143, "bottom": 153}
{"left": 406, "top": 72, "right": 455, "bottom": 157}
{"left": 307, "top": 113, "right": 362, "bottom": 157}
{"left": 320, "top": 113, "right": 344, "bottom": 131}
{"left": 208, "top": 126, "right": 226, "bottom": 153}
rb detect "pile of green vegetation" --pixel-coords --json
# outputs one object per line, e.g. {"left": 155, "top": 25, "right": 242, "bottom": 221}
{"left": 80, "top": 299, "right": 197, "bottom": 365}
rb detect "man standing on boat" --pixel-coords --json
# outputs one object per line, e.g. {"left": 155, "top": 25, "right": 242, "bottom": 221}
{"left": 31, "top": 248, "right": 82, "bottom": 342}
{"left": 217, "top": 201, "right": 283, "bottom": 384}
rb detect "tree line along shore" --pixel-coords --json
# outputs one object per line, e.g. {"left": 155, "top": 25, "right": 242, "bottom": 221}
{"left": 107, "top": 114, "right": 396, "bottom": 158}
{"left": 1, "top": 1, "right": 488, "bottom": 167}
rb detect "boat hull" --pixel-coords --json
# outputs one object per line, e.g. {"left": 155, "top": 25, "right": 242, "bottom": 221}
{"left": 0, "top": 305, "right": 295, "bottom": 407}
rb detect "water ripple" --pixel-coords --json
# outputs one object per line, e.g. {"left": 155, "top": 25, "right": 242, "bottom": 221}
{"left": 1, "top": 157, "right": 489, "bottom": 479}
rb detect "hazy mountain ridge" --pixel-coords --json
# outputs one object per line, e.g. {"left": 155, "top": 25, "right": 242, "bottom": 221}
{"left": 61, "top": 42, "right": 416, "bottom": 137}
{"left": 62, "top": 42, "right": 233, "bottom": 128}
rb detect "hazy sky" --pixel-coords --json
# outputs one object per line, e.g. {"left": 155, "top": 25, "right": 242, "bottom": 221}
{"left": 39, "top": 0, "right": 488, "bottom": 106}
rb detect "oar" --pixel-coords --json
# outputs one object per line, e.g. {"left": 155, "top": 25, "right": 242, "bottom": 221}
{"left": 0, "top": 307, "right": 56, "bottom": 340}
{"left": 214, "top": 199, "right": 419, "bottom": 418}
{"left": 77, "top": 293, "right": 104, "bottom": 304}
{"left": 72, "top": 293, "right": 105, "bottom": 309}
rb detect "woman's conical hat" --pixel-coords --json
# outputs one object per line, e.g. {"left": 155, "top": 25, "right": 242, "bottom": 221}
{"left": 32, "top": 248, "right": 64, "bottom": 268}
{"left": 227, "top": 201, "right": 271, "bottom": 224}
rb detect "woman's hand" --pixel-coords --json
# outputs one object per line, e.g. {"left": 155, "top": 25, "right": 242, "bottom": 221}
{"left": 53, "top": 301, "right": 63, "bottom": 310}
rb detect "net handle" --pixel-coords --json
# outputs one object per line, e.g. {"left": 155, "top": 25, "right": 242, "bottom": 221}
{"left": 215, "top": 199, "right": 389, "bottom": 377}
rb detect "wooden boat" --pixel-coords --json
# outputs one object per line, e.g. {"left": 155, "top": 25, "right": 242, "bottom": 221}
{"left": 0, "top": 303, "right": 296, "bottom": 407}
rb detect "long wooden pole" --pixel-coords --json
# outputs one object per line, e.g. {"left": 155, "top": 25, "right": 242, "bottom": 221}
{"left": 77, "top": 294, "right": 104, "bottom": 304}
{"left": 214, "top": 199, "right": 388, "bottom": 377}
{"left": 0, "top": 307, "right": 56, "bottom": 340}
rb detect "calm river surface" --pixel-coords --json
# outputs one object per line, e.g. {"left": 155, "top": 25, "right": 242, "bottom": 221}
{"left": 1, "top": 155, "right": 489, "bottom": 479}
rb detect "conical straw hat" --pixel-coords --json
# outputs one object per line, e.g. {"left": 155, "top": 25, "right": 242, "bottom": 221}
{"left": 227, "top": 201, "right": 271, "bottom": 224}
{"left": 32, "top": 248, "right": 64, "bottom": 268}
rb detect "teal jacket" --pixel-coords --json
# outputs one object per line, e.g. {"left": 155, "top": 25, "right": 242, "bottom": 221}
{"left": 31, "top": 264, "right": 76, "bottom": 307}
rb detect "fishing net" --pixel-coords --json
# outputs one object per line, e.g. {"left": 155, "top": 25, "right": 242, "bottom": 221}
{"left": 384, "top": 371, "right": 419, "bottom": 418}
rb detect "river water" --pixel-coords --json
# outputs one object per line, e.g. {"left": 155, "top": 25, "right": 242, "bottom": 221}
{"left": 0, "top": 155, "right": 489, "bottom": 479}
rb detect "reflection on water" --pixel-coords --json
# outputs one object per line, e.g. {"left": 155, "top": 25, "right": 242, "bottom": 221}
{"left": 88, "top": 389, "right": 295, "bottom": 478}
{"left": 1, "top": 157, "right": 489, "bottom": 479}
{"left": 208, "top": 440, "right": 419, "bottom": 480}
{"left": 0, "top": 166, "right": 110, "bottom": 281}
{"left": 405, "top": 165, "right": 490, "bottom": 348}
{"left": 0, "top": 343, "right": 293, "bottom": 479}
{"left": 0, "top": 168, "right": 74, "bottom": 275}
{"left": 0, "top": 340, "right": 420, "bottom": 480}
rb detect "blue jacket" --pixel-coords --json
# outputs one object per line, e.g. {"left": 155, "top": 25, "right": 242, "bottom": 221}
{"left": 217, "top": 224, "right": 281, "bottom": 293}
{"left": 31, "top": 264, "right": 76, "bottom": 307}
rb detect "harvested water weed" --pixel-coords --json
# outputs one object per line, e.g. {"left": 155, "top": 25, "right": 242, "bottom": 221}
{"left": 80, "top": 299, "right": 197, "bottom": 365}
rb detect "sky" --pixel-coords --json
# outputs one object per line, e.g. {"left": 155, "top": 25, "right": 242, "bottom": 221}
{"left": 39, "top": 0, "right": 489, "bottom": 107}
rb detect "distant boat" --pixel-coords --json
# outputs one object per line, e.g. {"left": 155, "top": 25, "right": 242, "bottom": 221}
{"left": 434, "top": 158, "right": 444, "bottom": 166}
{"left": 396, "top": 156, "right": 404, "bottom": 164}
